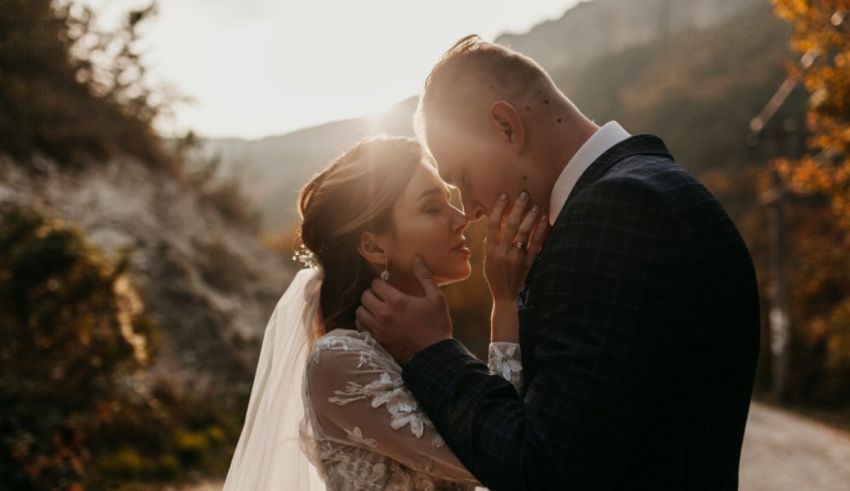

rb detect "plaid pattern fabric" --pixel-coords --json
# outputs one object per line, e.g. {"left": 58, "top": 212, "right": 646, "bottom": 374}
{"left": 402, "top": 135, "right": 760, "bottom": 490}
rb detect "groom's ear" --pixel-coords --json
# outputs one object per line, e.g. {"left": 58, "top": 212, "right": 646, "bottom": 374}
{"left": 357, "top": 232, "right": 388, "bottom": 269}
{"left": 489, "top": 101, "right": 526, "bottom": 152}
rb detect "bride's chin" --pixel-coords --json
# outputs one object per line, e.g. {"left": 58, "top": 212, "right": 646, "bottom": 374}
{"left": 435, "top": 264, "right": 472, "bottom": 287}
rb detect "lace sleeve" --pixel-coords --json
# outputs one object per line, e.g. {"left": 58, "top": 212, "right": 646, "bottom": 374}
{"left": 488, "top": 342, "right": 522, "bottom": 390}
{"left": 305, "top": 336, "right": 479, "bottom": 485}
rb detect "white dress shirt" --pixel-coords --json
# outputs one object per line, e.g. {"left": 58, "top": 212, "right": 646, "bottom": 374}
{"left": 548, "top": 121, "right": 631, "bottom": 225}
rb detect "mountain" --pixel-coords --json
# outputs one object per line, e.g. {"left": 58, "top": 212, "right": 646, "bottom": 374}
{"left": 204, "top": 0, "right": 800, "bottom": 234}
{"left": 495, "top": 0, "right": 765, "bottom": 71}
{"left": 550, "top": 1, "right": 806, "bottom": 176}
{"left": 202, "top": 97, "right": 418, "bottom": 232}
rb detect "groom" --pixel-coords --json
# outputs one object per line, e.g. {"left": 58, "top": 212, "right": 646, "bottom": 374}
{"left": 357, "top": 36, "right": 760, "bottom": 490}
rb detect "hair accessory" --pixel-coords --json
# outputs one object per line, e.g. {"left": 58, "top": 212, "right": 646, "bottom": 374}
{"left": 292, "top": 244, "right": 320, "bottom": 269}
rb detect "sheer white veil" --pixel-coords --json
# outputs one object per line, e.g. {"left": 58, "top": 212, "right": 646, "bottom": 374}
{"left": 223, "top": 265, "right": 326, "bottom": 490}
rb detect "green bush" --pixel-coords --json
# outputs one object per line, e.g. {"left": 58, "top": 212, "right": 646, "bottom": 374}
{"left": 175, "top": 431, "right": 210, "bottom": 467}
{"left": 155, "top": 454, "right": 180, "bottom": 480}
{"left": 0, "top": 203, "right": 155, "bottom": 489}
{"left": 99, "top": 448, "right": 145, "bottom": 480}
{"left": 0, "top": 204, "right": 245, "bottom": 488}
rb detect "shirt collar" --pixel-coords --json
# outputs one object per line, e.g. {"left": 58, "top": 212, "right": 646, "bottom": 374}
{"left": 548, "top": 121, "right": 631, "bottom": 225}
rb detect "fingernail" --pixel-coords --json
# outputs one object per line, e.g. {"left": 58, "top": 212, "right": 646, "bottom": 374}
{"left": 519, "top": 191, "right": 529, "bottom": 201}
{"left": 499, "top": 193, "right": 508, "bottom": 202}
{"left": 531, "top": 204, "right": 539, "bottom": 212}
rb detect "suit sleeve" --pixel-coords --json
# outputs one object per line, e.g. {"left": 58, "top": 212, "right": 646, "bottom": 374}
{"left": 402, "top": 177, "right": 691, "bottom": 490}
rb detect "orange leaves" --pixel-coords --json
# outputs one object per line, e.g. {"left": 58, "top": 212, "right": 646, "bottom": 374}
{"left": 773, "top": 0, "right": 850, "bottom": 231}
{"left": 777, "top": 156, "right": 833, "bottom": 192}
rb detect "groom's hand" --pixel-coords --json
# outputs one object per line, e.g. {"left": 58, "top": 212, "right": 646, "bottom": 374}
{"left": 356, "top": 256, "right": 452, "bottom": 365}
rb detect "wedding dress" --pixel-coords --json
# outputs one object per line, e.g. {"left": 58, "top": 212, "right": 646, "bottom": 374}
{"left": 302, "top": 328, "right": 522, "bottom": 490}
{"left": 224, "top": 267, "right": 523, "bottom": 491}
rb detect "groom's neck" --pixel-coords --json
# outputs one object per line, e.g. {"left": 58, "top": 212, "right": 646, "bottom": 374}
{"left": 531, "top": 99, "right": 599, "bottom": 212}
{"left": 551, "top": 101, "right": 598, "bottom": 170}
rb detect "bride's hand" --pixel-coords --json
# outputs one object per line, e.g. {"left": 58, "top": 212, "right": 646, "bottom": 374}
{"left": 483, "top": 191, "right": 548, "bottom": 304}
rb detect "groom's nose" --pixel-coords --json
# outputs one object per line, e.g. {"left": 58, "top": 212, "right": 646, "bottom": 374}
{"left": 452, "top": 209, "right": 470, "bottom": 231}
{"left": 463, "top": 202, "right": 486, "bottom": 222}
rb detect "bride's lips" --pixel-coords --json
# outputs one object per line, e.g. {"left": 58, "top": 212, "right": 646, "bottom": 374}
{"left": 451, "top": 239, "right": 470, "bottom": 256}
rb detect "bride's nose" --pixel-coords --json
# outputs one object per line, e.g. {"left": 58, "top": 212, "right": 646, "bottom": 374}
{"left": 451, "top": 206, "right": 470, "bottom": 231}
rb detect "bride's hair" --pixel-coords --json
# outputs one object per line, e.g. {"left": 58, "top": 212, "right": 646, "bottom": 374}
{"left": 297, "top": 135, "right": 424, "bottom": 335}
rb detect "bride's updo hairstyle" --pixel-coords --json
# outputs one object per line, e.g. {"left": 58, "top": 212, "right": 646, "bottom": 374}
{"left": 297, "top": 135, "right": 424, "bottom": 334}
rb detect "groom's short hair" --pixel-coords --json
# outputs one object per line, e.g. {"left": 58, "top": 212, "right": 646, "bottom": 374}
{"left": 415, "top": 35, "right": 554, "bottom": 144}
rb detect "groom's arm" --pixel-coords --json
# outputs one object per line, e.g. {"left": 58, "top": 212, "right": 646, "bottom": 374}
{"left": 402, "top": 177, "right": 691, "bottom": 490}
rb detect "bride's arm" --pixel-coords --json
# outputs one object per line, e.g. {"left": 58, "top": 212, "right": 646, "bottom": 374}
{"left": 484, "top": 194, "right": 547, "bottom": 392}
{"left": 488, "top": 301, "right": 523, "bottom": 390}
{"left": 305, "top": 342, "right": 479, "bottom": 485}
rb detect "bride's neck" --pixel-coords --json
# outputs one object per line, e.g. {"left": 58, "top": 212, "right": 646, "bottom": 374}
{"left": 350, "top": 273, "right": 424, "bottom": 335}
{"left": 388, "top": 272, "right": 425, "bottom": 298}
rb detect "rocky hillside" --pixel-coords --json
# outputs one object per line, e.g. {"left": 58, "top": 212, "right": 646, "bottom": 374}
{"left": 550, "top": 1, "right": 806, "bottom": 176}
{"left": 1, "top": 3, "right": 301, "bottom": 485}
{"left": 0, "top": 156, "right": 293, "bottom": 402}
{"left": 496, "top": 0, "right": 765, "bottom": 72}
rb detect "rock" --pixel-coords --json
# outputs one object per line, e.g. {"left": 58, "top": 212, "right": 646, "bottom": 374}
{"left": 0, "top": 156, "right": 294, "bottom": 404}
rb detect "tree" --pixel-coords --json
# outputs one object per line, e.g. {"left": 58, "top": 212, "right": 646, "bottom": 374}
{"left": 0, "top": 0, "right": 169, "bottom": 167}
{"left": 773, "top": 0, "right": 850, "bottom": 232}
{"left": 771, "top": 0, "right": 850, "bottom": 406}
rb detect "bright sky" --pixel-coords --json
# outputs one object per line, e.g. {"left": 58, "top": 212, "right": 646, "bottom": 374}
{"left": 84, "top": 0, "right": 582, "bottom": 140}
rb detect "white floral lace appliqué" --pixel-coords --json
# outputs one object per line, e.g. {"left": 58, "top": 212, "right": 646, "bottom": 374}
{"left": 330, "top": 371, "right": 439, "bottom": 444}
{"left": 303, "top": 329, "right": 521, "bottom": 491}
{"left": 488, "top": 342, "right": 523, "bottom": 390}
{"left": 344, "top": 426, "right": 378, "bottom": 449}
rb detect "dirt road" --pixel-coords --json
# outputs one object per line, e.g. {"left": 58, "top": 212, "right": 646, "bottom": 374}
{"left": 178, "top": 402, "right": 850, "bottom": 490}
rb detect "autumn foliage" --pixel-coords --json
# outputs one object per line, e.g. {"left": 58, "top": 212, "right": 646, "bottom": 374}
{"left": 773, "top": 0, "right": 850, "bottom": 231}
{"left": 769, "top": 0, "right": 850, "bottom": 405}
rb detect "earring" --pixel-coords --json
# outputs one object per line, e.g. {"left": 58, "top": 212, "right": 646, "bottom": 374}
{"left": 380, "top": 257, "right": 390, "bottom": 281}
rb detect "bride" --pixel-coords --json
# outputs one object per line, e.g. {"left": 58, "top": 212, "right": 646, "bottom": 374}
{"left": 223, "top": 135, "right": 546, "bottom": 490}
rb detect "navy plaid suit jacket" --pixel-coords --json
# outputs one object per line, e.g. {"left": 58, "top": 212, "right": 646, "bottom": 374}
{"left": 402, "top": 135, "right": 760, "bottom": 490}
